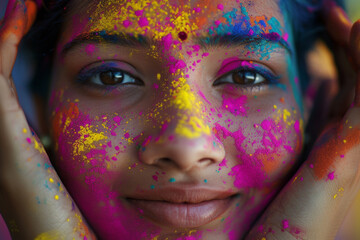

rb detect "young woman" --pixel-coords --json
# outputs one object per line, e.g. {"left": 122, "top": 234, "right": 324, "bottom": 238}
{"left": 0, "top": 0, "right": 360, "bottom": 239}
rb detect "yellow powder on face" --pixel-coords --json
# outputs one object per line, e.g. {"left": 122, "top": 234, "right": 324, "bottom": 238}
{"left": 169, "top": 77, "right": 210, "bottom": 139}
{"left": 88, "top": 0, "right": 198, "bottom": 40}
{"left": 73, "top": 124, "right": 108, "bottom": 160}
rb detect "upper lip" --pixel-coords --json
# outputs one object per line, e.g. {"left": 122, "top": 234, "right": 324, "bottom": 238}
{"left": 126, "top": 185, "right": 238, "bottom": 203}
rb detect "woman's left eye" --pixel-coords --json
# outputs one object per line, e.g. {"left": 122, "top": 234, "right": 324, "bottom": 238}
{"left": 214, "top": 70, "right": 267, "bottom": 86}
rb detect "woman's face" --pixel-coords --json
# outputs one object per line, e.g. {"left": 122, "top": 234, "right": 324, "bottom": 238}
{"left": 48, "top": 0, "right": 303, "bottom": 239}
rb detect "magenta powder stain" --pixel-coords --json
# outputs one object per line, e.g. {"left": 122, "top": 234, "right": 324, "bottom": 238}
{"left": 194, "top": 7, "right": 201, "bottom": 13}
{"left": 85, "top": 44, "right": 96, "bottom": 55}
{"left": 135, "top": 10, "right": 144, "bottom": 16}
{"left": 217, "top": 4, "right": 224, "bottom": 10}
{"left": 138, "top": 17, "right": 149, "bottom": 27}
{"left": 113, "top": 116, "right": 121, "bottom": 123}
{"left": 222, "top": 95, "right": 248, "bottom": 116}
{"left": 122, "top": 20, "right": 132, "bottom": 28}
{"left": 327, "top": 171, "right": 335, "bottom": 180}
{"left": 152, "top": 83, "right": 159, "bottom": 89}
{"left": 294, "top": 120, "right": 300, "bottom": 133}
{"left": 282, "top": 219, "right": 289, "bottom": 229}
{"left": 152, "top": 175, "right": 158, "bottom": 182}
{"left": 26, "top": 138, "right": 31, "bottom": 144}
{"left": 124, "top": 132, "right": 130, "bottom": 139}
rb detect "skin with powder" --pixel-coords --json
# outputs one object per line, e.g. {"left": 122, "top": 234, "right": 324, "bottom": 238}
{"left": 0, "top": 0, "right": 360, "bottom": 239}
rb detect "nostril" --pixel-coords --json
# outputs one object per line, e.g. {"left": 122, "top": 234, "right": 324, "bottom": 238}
{"left": 158, "top": 157, "right": 172, "bottom": 163}
{"left": 199, "top": 158, "right": 213, "bottom": 167}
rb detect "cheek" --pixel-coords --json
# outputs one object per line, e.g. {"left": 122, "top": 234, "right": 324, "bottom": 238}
{"left": 214, "top": 92, "right": 303, "bottom": 190}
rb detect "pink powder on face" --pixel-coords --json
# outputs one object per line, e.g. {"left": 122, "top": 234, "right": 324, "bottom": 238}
{"left": 113, "top": 116, "right": 121, "bottom": 123}
{"left": 217, "top": 4, "right": 224, "bottom": 10}
{"left": 122, "top": 20, "right": 132, "bottom": 28}
{"left": 215, "top": 20, "right": 221, "bottom": 26}
{"left": 85, "top": 44, "right": 96, "bottom": 55}
{"left": 193, "top": 7, "right": 201, "bottom": 13}
{"left": 197, "top": 90, "right": 211, "bottom": 105}
{"left": 124, "top": 132, "right": 130, "bottom": 138}
{"left": 294, "top": 120, "right": 300, "bottom": 133}
{"left": 222, "top": 95, "right": 248, "bottom": 116}
{"left": 26, "top": 138, "right": 31, "bottom": 144}
{"left": 135, "top": 10, "right": 144, "bottom": 16}
{"left": 138, "top": 17, "right": 149, "bottom": 27}
{"left": 217, "top": 58, "right": 253, "bottom": 76}
{"left": 152, "top": 175, "right": 158, "bottom": 181}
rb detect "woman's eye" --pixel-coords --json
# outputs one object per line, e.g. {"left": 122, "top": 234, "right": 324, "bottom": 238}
{"left": 90, "top": 70, "right": 140, "bottom": 86}
{"left": 232, "top": 71, "right": 265, "bottom": 85}
{"left": 214, "top": 70, "right": 267, "bottom": 86}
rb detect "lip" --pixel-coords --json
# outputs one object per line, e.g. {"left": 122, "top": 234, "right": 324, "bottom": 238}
{"left": 126, "top": 186, "right": 238, "bottom": 228}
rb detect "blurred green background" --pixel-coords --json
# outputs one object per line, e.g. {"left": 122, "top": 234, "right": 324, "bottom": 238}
{"left": 347, "top": 0, "right": 360, "bottom": 21}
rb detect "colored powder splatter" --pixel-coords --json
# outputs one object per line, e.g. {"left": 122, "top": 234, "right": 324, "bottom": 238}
{"left": 73, "top": 125, "right": 108, "bottom": 160}
{"left": 169, "top": 178, "right": 176, "bottom": 182}
{"left": 34, "top": 230, "right": 64, "bottom": 240}
{"left": 327, "top": 171, "right": 335, "bottom": 181}
{"left": 282, "top": 219, "right": 289, "bottom": 229}
{"left": 313, "top": 127, "right": 360, "bottom": 180}
{"left": 222, "top": 95, "right": 248, "bottom": 116}
{"left": 85, "top": 44, "right": 96, "bottom": 55}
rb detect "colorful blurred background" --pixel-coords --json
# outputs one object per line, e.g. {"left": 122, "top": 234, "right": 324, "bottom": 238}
{"left": 0, "top": 0, "right": 360, "bottom": 239}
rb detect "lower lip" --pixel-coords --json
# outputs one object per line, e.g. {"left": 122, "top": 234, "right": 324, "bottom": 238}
{"left": 127, "top": 196, "right": 236, "bottom": 228}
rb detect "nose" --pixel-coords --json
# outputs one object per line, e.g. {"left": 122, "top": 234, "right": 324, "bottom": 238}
{"left": 138, "top": 124, "right": 225, "bottom": 172}
{"left": 138, "top": 79, "right": 225, "bottom": 172}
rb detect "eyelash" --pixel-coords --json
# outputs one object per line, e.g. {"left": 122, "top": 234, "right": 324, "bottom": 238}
{"left": 213, "top": 66, "right": 280, "bottom": 87}
{"left": 76, "top": 64, "right": 143, "bottom": 88}
{"left": 76, "top": 63, "right": 280, "bottom": 92}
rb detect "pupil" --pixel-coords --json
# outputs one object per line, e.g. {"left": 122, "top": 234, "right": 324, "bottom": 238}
{"left": 233, "top": 71, "right": 256, "bottom": 84}
{"left": 100, "top": 71, "right": 124, "bottom": 85}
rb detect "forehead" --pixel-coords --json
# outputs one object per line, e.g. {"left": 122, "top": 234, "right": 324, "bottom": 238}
{"left": 60, "top": 0, "right": 287, "bottom": 47}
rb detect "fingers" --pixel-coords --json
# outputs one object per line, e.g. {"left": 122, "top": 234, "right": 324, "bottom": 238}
{"left": 323, "top": 0, "right": 352, "bottom": 45}
{"left": 0, "top": 0, "right": 37, "bottom": 78}
{"left": 350, "top": 20, "right": 360, "bottom": 106}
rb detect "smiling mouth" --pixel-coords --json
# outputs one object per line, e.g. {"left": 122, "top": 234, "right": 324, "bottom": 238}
{"left": 126, "top": 188, "right": 239, "bottom": 228}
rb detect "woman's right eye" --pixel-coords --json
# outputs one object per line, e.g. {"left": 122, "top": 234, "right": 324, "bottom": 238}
{"left": 77, "top": 65, "right": 144, "bottom": 87}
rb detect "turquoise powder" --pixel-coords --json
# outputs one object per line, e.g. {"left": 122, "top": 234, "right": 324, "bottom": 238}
{"left": 169, "top": 178, "right": 176, "bottom": 183}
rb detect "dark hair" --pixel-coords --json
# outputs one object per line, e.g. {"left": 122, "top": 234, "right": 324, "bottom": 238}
{"left": 26, "top": 0, "right": 346, "bottom": 98}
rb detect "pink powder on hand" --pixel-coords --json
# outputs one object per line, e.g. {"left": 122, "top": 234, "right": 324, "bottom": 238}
{"left": 327, "top": 171, "right": 335, "bottom": 180}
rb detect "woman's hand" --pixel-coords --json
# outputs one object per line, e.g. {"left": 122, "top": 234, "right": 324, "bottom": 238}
{"left": 246, "top": 3, "right": 360, "bottom": 240}
{"left": 0, "top": 1, "right": 96, "bottom": 239}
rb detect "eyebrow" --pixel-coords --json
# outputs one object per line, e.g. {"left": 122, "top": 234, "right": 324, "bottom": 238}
{"left": 61, "top": 31, "right": 292, "bottom": 56}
